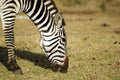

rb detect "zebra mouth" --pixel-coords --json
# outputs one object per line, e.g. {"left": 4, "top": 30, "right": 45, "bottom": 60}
{"left": 51, "top": 56, "right": 69, "bottom": 73}
{"left": 51, "top": 64, "right": 68, "bottom": 73}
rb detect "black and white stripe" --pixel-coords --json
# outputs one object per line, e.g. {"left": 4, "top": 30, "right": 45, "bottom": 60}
{"left": 0, "top": 0, "right": 68, "bottom": 74}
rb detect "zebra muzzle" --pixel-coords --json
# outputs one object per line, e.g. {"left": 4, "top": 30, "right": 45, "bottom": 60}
{"left": 51, "top": 56, "right": 69, "bottom": 73}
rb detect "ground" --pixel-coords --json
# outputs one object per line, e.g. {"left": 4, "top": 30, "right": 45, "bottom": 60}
{"left": 0, "top": 2, "right": 120, "bottom": 80}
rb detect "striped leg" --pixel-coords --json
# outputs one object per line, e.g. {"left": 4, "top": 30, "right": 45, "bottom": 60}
{"left": 1, "top": 11, "right": 23, "bottom": 75}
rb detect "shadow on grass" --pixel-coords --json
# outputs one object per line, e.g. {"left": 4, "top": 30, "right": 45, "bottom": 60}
{"left": 0, "top": 46, "right": 51, "bottom": 71}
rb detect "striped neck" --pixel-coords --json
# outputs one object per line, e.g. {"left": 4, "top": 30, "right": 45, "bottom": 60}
{"left": 24, "top": 0, "right": 58, "bottom": 34}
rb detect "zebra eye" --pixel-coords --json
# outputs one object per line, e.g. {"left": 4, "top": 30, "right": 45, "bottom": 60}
{"left": 61, "top": 38, "right": 66, "bottom": 42}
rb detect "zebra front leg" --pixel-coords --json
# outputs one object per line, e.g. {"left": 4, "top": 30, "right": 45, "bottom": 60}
{"left": 1, "top": 11, "right": 23, "bottom": 75}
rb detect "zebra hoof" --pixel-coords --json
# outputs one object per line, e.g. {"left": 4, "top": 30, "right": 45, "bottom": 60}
{"left": 13, "top": 69, "right": 23, "bottom": 75}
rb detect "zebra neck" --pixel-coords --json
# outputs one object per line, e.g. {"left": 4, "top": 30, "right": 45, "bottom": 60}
{"left": 43, "top": 0, "right": 58, "bottom": 16}
{"left": 24, "top": 0, "right": 57, "bottom": 35}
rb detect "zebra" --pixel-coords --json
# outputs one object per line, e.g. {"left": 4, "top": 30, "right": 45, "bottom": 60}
{"left": 0, "top": 0, "right": 69, "bottom": 75}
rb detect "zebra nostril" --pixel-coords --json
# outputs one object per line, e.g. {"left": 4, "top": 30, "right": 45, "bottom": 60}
{"left": 62, "top": 37, "right": 66, "bottom": 42}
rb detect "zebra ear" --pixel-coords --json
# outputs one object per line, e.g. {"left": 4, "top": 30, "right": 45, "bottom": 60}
{"left": 54, "top": 12, "right": 65, "bottom": 29}
{"left": 62, "top": 18, "right": 66, "bottom": 26}
{"left": 60, "top": 12, "right": 66, "bottom": 26}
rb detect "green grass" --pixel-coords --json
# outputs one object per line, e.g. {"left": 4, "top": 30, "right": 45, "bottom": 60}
{"left": 0, "top": 13, "right": 120, "bottom": 80}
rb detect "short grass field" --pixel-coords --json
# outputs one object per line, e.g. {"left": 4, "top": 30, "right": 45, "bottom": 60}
{"left": 0, "top": 8, "right": 120, "bottom": 80}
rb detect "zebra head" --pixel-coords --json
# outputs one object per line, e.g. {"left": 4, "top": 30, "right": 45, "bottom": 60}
{"left": 50, "top": 12, "right": 68, "bottom": 73}
{"left": 40, "top": 12, "right": 69, "bottom": 73}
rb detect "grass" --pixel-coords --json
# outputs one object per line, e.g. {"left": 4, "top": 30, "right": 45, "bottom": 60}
{"left": 0, "top": 12, "right": 120, "bottom": 80}
{"left": 59, "top": 0, "right": 82, "bottom": 6}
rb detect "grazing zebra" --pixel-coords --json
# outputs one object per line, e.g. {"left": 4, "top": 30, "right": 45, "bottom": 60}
{"left": 0, "top": 0, "right": 68, "bottom": 75}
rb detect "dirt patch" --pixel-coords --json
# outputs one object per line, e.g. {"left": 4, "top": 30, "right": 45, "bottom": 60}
{"left": 100, "top": 23, "right": 111, "bottom": 27}
{"left": 114, "top": 30, "right": 120, "bottom": 34}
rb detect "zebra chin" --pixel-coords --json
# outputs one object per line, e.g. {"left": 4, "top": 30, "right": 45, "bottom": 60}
{"left": 51, "top": 56, "right": 69, "bottom": 73}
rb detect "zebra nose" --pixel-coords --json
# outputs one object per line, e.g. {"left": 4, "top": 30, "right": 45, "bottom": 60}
{"left": 60, "top": 56, "right": 69, "bottom": 73}
{"left": 51, "top": 56, "right": 69, "bottom": 73}
{"left": 51, "top": 65, "right": 68, "bottom": 73}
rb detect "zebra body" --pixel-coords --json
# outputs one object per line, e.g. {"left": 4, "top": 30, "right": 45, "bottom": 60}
{"left": 0, "top": 0, "right": 68, "bottom": 75}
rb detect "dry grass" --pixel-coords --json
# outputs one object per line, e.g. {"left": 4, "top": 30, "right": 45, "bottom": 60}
{"left": 0, "top": 11, "right": 120, "bottom": 80}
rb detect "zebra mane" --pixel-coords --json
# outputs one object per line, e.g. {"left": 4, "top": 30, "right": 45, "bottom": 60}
{"left": 43, "top": 0, "right": 66, "bottom": 26}
{"left": 0, "top": 0, "right": 5, "bottom": 9}
{"left": 43, "top": 0, "right": 58, "bottom": 16}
